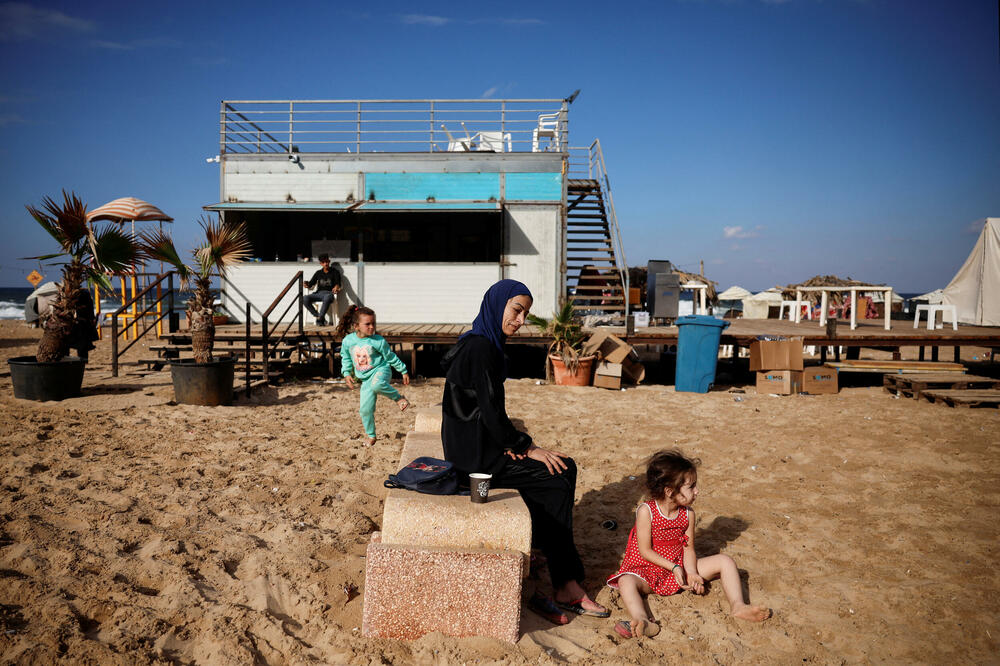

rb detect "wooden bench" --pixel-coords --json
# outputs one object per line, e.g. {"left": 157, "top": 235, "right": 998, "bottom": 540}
{"left": 362, "top": 407, "right": 532, "bottom": 643}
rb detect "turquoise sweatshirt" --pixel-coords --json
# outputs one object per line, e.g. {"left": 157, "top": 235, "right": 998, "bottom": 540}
{"left": 340, "top": 332, "right": 408, "bottom": 381}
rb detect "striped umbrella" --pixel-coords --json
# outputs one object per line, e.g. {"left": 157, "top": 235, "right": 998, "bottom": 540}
{"left": 86, "top": 197, "right": 173, "bottom": 224}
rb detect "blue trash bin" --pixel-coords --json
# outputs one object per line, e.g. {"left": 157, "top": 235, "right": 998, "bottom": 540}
{"left": 675, "top": 315, "right": 731, "bottom": 393}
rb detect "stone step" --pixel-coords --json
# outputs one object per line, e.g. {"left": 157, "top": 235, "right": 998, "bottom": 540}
{"left": 413, "top": 406, "right": 442, "bottom": 434}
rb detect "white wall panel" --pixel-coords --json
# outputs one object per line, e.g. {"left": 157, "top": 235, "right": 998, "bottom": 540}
{"left": 223, "top": 263, "right": 497, "bottom": 324}
{"left": 225, "top": 173, "right": 356, "bottom": 202}
{"left": 223, "top": 263, "right": 359, "bottom": 324}
{"left": 360, "top": 264, "right": 499, "bottom": 323}
{"left": 504, "top": 204, "right": 560, "bottom": 317}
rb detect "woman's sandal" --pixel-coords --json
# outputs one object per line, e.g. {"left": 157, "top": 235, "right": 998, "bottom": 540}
{"left": 555, "top": 598, "right": 610, "bottom": 618}
{"left": 528, "top": 593, "right": 569, "bottom": 625}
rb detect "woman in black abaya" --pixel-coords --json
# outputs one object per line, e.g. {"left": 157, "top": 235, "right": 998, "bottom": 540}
{"left": 440, "top": 279, "right": 608, "bottom": 622}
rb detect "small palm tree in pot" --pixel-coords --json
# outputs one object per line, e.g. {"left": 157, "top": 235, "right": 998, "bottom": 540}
{"left": 141, "top": 217, "right": 251, "bottom": 405}
{"left": 9, "top": 191, "right": 140, "bottom": 401}
{"left": 527, "top": 301, "right": 594, "bottom": 385}
{"left": 141, "top": 217, "right": 251, "bottom": 363}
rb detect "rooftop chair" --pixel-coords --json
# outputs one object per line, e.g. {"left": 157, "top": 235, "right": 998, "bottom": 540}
{"left": 472, "top": 131, "right": 512, "bottom": 152}
{"left": 440, "top": 124, "right": 473, "bottom": 151}
{"left": 532, "top": 113, "right": 560, "bottom": 152}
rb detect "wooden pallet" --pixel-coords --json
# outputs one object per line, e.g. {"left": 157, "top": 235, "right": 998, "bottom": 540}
{"left": 919, "top": 389, "right": 1000, "bottom": 408}
{"left": 883, "top": 373, "right": 1000, "bottom": 399}
{"left": 826, "top": 360, "right": 965, "bottom": 374}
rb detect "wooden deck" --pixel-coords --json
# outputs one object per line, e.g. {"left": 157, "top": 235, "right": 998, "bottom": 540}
{"left": 214, "top": 318, "right": 1000, "bottom": 349}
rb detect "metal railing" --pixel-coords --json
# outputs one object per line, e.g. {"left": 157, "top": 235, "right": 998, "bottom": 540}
{"left": 110, "top": 272, "right": 175, "bottom": 377}
{"left": 220, "top": 99, "right": 571, "bottom": 155}
{"left": 567, "top": 140, "right": 630, "bottom": 312}
{"left": 259, "top": 272, "right": 304, "bottom": 383}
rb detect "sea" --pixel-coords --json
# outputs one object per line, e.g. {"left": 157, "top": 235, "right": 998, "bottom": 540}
{"left": 0, "top": 286, "right": 208, "bottom": 321}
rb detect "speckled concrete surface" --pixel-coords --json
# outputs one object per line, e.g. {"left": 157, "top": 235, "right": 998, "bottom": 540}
{"left": 398, "top": 431, "right": 444, "bottom": 462}
{"left": 382, "top": 488, "right": 531, "bottom": 559}
{"left": 413, "top": 406, "right": 442, "bottom": 433}
{"left": 362, "top": 542, "right": 523, "bottom": 642}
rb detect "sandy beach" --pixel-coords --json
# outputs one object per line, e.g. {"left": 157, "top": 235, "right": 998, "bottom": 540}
{"left": 1, "top": 319, "right": 998, "bottom": 664}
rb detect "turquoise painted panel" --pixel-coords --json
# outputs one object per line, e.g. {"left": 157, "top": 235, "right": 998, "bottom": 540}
{"left": 365, "top": 173, "right": 499, "bottom": 201}
{"left": 361, "top": 202, "right": 500, "bottom": 211}
{"left": 505, "top": 172, "right": 562, "bottom": 201}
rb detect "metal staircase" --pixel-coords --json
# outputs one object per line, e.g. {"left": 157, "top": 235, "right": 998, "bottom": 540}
{"left": 566, "top": 140, "right": 628, "bottom": 316}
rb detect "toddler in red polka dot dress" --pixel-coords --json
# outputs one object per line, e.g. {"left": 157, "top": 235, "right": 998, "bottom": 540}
{"left": 606, "top": 450, "right": 770, "bottom": 640}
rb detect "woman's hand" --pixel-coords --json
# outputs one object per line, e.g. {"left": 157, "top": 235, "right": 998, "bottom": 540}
{"left": 526, "top": 444, "right": 568, "bottom": 475}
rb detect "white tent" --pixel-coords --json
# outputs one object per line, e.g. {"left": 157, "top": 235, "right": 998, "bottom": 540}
{"left": 942, "top": 217, "right": 999, "bottom": 326}
{"left": 718, "top": 285, "right": 753, "bottom": 301}
{"left": 742, "top": 288, "right": 783, "bottom": 320}
{"left": 912, "top": 288, "right": 944, "bottom": 304}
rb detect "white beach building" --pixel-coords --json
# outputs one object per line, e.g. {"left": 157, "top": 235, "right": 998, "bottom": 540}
{"left": 206, "top": 97, "right": 628, "bottom": 325}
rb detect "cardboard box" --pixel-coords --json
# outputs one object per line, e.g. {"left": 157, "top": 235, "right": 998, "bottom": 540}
{"left": 802, "top": 367, "right": 839, "bottom": 394}
{"left": 582, "top": 331, "right": 639, "bottom": 365}
{"left": 756, "top": 370, "right": 803, "bottom": 395}
{"left": 749, "top": 338, "right": 804, "bottom": 371}
{"left": 593, "top": 361, "right": 623, "bottom": 390}
{"left": 592, "top": 357, "right": 646, "bottom": 389}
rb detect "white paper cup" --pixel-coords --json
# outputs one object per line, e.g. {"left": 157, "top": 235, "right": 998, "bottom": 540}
{"left": 470, "top": 473, "right": 492, "bottom": 504}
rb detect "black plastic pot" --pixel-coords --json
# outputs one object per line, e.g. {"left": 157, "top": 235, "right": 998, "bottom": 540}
{"left": 8, "top": 355, "right": 86, "bottom": 401}
{"left": 169, "top": 357, "right": 235, "bottom": 406}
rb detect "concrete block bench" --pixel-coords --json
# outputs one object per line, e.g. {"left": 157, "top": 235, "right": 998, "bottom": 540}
{"left": 362, "top": 407, "right": 532, "bottom": 643}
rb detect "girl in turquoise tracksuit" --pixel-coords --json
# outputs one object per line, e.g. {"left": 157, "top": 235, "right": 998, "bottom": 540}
{"left": 337, "top": 305, "right": 410, "bottom": 445}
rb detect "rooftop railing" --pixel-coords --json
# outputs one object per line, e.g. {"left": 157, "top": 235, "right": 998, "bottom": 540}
{"left": 220, "top": 98, "right": 572, "bottom": 155}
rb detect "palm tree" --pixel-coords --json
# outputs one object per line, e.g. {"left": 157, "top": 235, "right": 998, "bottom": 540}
{"left": 25, "top": 191, "right": 140, "bottom": 362}
{"left": 141, "top": 217, "right": 251, "bottom": 363}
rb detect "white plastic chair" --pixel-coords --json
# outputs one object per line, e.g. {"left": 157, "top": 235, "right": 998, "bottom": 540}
{"left": 532, "top": 113, "right": 560, "bottom": 152}
{"left": 472, "top": 131, "right": 512, "bottom": 152}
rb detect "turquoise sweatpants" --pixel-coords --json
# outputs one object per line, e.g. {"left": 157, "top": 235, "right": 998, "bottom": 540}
{"left": 359, "top": 366, "right": 401, "bottom": 438}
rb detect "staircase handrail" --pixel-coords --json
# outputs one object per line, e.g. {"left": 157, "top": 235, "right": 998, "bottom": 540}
{"left": 110, "top": 272, "right": 175, "bottom": 377}
{"left": 568, "top": 140, "right": 629, "bottom": 313}
{"left": 260, "top": 271, "right": 305, "bottom": 382}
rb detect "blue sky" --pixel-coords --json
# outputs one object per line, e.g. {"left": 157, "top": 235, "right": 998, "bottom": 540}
{"left": 0, "top": 0, "right": 997, "bottom": 292}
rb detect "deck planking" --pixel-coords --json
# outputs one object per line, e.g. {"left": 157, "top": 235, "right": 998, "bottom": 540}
{"left": 212, "top": 318, "right": 1000, "bottom": 350}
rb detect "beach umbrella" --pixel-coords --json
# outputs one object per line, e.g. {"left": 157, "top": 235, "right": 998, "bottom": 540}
{"left": 87, "top": 197, "right": 173, "bottom": 273}
{"left": 86, "top": 197, "right": 173, "bottom": 225}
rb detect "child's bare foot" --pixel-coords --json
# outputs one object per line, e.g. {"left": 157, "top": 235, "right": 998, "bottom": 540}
{"left": 615, "top": 619, "right": 659, "bottom": 639}
{"left": 634, "top": 619, "right": 660, "bottom": 637}
{"left": 397, "top": 398, "right": 410, "bottom": 412}
{"left": 732, "top": 603, "right": 770, "bottom": 622}
{"left": 364, "top": 436, "right": 376, "bottom": 446}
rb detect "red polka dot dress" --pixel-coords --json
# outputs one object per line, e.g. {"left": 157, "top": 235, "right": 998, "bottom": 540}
{"left": 607, "top": 500, "right": 689, "bottom": 596}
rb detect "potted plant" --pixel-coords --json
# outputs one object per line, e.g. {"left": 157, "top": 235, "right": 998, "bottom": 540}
{"left": 141, "top": 217, "right": 251, "bottom": 406}
{"left": 527, "top": 301, "right": 595, "bottom": 386}
{"left": 9, "top": 191, "right": 139, "bottom": 401}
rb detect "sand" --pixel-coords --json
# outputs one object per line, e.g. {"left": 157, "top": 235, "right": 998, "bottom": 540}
{"left": 1, "top": 319, "right": 998, "bottom": 664}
